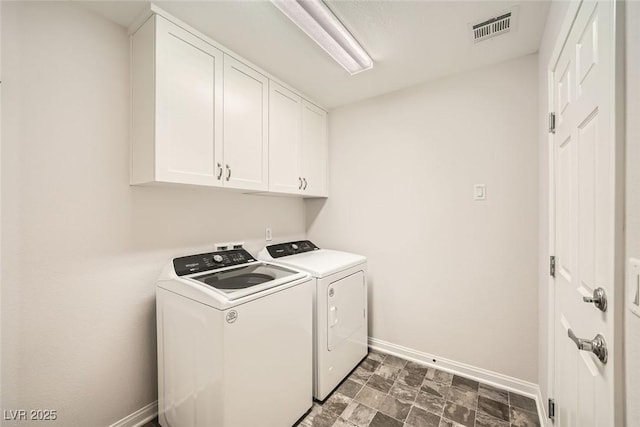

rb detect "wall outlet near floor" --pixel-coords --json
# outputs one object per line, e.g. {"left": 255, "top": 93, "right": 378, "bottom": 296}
{"left": 629, "top": 258, "right": 640, "bottom": 318}
{"left": 265, "top": 228, "right": 272, "bottom": 241}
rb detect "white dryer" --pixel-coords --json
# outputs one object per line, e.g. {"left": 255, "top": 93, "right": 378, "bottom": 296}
{"left": 259, "top": 241, "right": 368, "bottom": 400}
{"left": 156, "top": 248, "right": 313, "bottom": 427}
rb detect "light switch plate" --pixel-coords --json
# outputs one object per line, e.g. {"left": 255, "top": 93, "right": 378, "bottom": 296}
{"left": 629, "top": 258, "right": 640, "bottom": 318}
{"left": 474, "top": 184, "right": 486, "bottom": 201}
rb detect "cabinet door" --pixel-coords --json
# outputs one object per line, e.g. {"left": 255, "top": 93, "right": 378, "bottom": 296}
{"left": 223, "top": 55, "right": 269, "bottom": 191}
{"left": 269, "top": 82, "right": 302, "bottom": 194}
{"left": 155, "top": 17, "right": 223, "bottom": 186}
{"left": 301, "top": 100, "right": 328, "bottom": 197}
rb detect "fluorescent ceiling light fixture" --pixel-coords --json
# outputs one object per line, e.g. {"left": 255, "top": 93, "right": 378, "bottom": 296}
{"left": 271, "top": 0, "right": 373, "bottom": 75}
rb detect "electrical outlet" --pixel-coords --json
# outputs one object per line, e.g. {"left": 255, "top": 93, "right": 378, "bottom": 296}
{"left": 266, "top": 228, "right": 272, "bottom": 241}
{"left": 230, "top": 242, "right": 244, "bottom": 249}
{"left": 214, "top": 242, "right": 230, "bottom": 251}
{"left": 474, "top": 184, "right": 486, "bottom": 201}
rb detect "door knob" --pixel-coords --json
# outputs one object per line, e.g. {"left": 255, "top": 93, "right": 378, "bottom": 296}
{"left": 583, "top": 287, "right": 607, "bottom": 312}
{"left": 567, "top": 329, "right": 608, "bottom": 363}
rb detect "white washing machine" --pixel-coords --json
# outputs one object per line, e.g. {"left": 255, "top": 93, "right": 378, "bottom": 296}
{"left": 258, "top": 241, "right": 368, "bottom": 400}
{"left": 156, "top": 248, "right": 313, "bottom": 427}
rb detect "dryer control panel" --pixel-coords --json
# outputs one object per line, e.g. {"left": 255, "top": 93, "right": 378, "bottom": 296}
{"left": 173, "top": 249, "right": 256, "bottom": 276}
{"left": 266, "top": 240, "right": 319, "bottom": 258}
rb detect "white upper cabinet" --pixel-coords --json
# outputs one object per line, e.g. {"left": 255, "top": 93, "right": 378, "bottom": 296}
{"left": 268, "top": 82, "right": 328, "bottom": 197}
{"left": 301, "top": 100, "right": 328, "bottom": 197}
{"left": 223, "top": 55, "right": 269, "bottom": 191}
{"left": 131, "top": 15, "right": 224, "bottom": 187}
{"left": 130, "top": 9, "right": 327, "bottom": 197}
{"left": 269, "top": 82, "right": 303, "bottom": 194}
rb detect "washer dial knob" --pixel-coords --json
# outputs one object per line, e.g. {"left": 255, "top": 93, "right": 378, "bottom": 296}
{"left": 213, "top": 254, "right": 224, "bottom": 263}
{"left": 291, "top": 244, "right": 299, "bottom": 250}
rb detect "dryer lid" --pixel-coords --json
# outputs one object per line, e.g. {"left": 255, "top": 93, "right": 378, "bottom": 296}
{"left": 260, "top": 248, "right": 366, "bottom": 278}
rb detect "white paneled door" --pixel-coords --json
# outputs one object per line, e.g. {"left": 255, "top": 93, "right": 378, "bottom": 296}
{"left": 551, "top": 1, "right": 621, "bottom": 425}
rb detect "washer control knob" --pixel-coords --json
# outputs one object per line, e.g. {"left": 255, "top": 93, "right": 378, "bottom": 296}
{"left": 291, "top": 244, "right": 299, "bottom": 250}
{"left": 213, "top": 255, "right": 224, "bottom": 263}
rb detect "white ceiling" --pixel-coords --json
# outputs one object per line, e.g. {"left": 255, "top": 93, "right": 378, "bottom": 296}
{"left": 81, "top": 0, "right": 550, "bottom": 109}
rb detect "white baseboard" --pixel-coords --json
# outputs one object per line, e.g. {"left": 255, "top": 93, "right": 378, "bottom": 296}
{"left": 108, "top": 401, "right": 157, "bottom": 427}
{"left": 368, "top": 337, "right": 546, "bottom": 426}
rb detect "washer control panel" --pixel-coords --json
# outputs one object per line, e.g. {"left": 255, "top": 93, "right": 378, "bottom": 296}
{"left": 173, "top": 249, "right": 256, "bottom": 276}
{"left": 266, "top": 240, "right": 319, "bottom": 258}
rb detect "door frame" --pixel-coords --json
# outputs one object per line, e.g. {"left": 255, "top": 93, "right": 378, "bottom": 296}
{"left": 0, "top": 0, "right": 3, "bottom": 413}
{"left": 546, "top": 0, "right": 626, "bottom": 424}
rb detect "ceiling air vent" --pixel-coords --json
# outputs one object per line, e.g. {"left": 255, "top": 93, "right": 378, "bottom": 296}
{"left": 472, "top": 9, "right": 515, "bottom": 43}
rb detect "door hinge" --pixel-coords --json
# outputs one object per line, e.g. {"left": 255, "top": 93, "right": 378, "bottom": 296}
{"left": 550, "top": 256, "right": 556, "bottom": 278}
{"left": 549, "top": 112, "right": 556, "bottom": 134}
{"left": 548, "top": 398, "right": 555, "bottom": 419}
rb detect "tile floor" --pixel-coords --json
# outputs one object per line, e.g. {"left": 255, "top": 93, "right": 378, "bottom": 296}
{"left": 142, "top": 350, "right": 541, "bottom": 427}
{"left": 294, "top": 350, "right": 540, "bottom": 427}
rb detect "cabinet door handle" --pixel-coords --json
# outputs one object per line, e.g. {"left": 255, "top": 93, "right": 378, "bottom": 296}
{"left": 226, "top": 165, "right": 231, "bottom": 181}
{"left": 216, "top": 163, "right": 223, "bottom": 180}
{"left": 303, "top": 178, "right": 307, "bottom": 190}
{"left": 298, "top": 177, "right": 303, "bottom": 189}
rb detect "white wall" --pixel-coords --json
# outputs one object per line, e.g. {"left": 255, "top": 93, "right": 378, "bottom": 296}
{"left": 307, "top": 54, "right": 539, "bottom": 382}
{"left": 625, "top": 1, "right": 640, "bottom": 424}
{"left": 535, "top": 0, "right": 570, "bottom": 417}
{"left": 0, "top": 2, "right": 306, "bottom": 426}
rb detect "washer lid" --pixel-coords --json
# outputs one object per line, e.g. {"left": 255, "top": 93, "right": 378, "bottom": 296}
{"left": 189, "top": 262, "right": 305, "bottom": 300}
{"left": 261, "top": 249, "right": 366, "bottom": 278}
